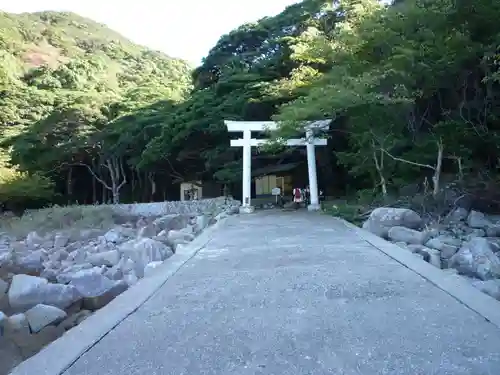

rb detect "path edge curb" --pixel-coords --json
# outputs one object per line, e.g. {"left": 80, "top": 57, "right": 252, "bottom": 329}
{"left": 337, "top": 218, "right": 500, "bottom": 330}
{"left": 9, "top": 216, "right": 232, "bottom": 375}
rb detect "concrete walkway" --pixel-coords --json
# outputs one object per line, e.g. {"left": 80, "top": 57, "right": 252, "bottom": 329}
{"left": 23, "top": 212, "right": 500, "bottom": 374}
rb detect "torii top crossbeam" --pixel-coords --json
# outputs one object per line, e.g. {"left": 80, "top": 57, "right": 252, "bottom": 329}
{"left": 225, "top": 120, "right": 330, "bottom": 132}
{"left": 225, "top": 120, "right": 330, "bottom": 213}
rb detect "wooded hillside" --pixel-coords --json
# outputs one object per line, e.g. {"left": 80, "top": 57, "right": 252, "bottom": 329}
{"left": 1, "top": 0, "right": 500, "bottom": 212}
{"left": 0, "top": 11, "right": 192, "bottom": 209}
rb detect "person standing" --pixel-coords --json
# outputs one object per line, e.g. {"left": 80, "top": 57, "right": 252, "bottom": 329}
{"left": 292, "top": 186, "right": 303, "bottom": 208}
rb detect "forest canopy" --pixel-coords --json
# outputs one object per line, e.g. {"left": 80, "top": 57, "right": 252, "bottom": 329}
{"left": 1, "top": 0, "right": 500, "bottom": 210}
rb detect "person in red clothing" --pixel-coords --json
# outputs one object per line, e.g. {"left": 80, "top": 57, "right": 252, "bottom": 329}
{"left": 292, "top": 187, "right": 303, "bottom": 208}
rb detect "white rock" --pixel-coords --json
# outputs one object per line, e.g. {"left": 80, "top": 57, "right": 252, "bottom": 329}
{"left": 68, "top": 269, "right": 115, "bottom": 297}
{"left": 0, "top": 251, "right": 12, "bottom": 267}
{"left": 144, "top": 261, "right": 164, "bottom": 277}
{"left": 406, "top": 244, "right": 440, "bottom": 268}
{"left": 4, "top": 313, "right": 30, "bottom": 335}
{"left": 40, "top": 268, "right": 58, "bottom": 281}
{"left": 485, "top": 225, "right": 500, "bottom": 237}
{"left": 8, "top": 274, "right": 81, "bottom": 311}
{"left": 227, "top": 205, "right": 240, "bottom": 215}
{"left": 446, "top": 207, "right": 469, "bottom": 223}
{"left": 215, "top": 212, "right": 228, "bottom": 222}
{"left": 180, "top": 225, "right": 194, "bottom": 235}
{"left": 25, "top": 231, "right": 44, "bottom": 248}
{"left": 425, "top": 236, "right": 460, "bottom": 259}
{"left": 388, "top": 226, "right": 429, "bottom": 245}
{"left": 425, "top": 248, "right": 441, "bottom": 268}
{"left": 118, "top": 258, "right": 136, "bottom": 274}
{"left": 464, "top": 228, "right": 486, "bottom": 241}
{"left": 104, "top": 227, "right": 135, "bottom": 244}
{"left": 153, "top": 214, "right": 190, "bottom": 231}
{"left": 8, "top": 274, "right": 47, "bottom": 308}
{"left": 449, "top": 237, "right": 500, "bottom": 280}
{"left": 17, "top": 250, "right": 46, "bottom": 271}
{"left": 193, "top": 215, "right": 210, "bottom": 234}
{"left": 168, "top": 230, "right": 194, "bottom": 242}
{"left": 467, "top": 210, "right": 492, "bottom": 229}
{"left": 165, "top": 230, "right": 194, "bottom": 252}
{"left": 119, "top": 238, "right": 173, "bottom": 277}
{"left": 25, "top": 304, "right": 67, "bottom": 333}
{"left": 49, "top": 249, "right": 68, "bottom": 262}
{"left": 137, "top": 224, "right": 157, "bottom": 238}
{"left": 77, "top": 229, "right": 105, "bottom": 241}
{"left": 57, "top": 266, "right": 101, "bottom": 283}
{"left": 362, "top": 207, "right": 422, "bottom": 238}
{"left": 53, "top": 233, "right": 70, "bottom": 248}
{"left": 123, "top": 272, "right": 138, "bottom": 286}
{"left": 103, "top": 265, "right": 123, "bottom": 281}
{"left": 486, "top": 237, "right": 500, "bottom": 253}
{"left": 67, "top": 249, "right": 87, "bottom": 263}
{"left": 87, "top": 250, "right": 120, "bottom": 267}
{"left": 58, "top": 263, "right": 93, "bottom": 279}
{"left": 68, "top": 269, "right": 128, "bottom": 310}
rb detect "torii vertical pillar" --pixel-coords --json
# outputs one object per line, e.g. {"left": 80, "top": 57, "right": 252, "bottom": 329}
{"left": 306, "top": 128, "right": 321, "bottom": 211}
{"left": 241, "top": 129, "right": 254, "bottom": 213}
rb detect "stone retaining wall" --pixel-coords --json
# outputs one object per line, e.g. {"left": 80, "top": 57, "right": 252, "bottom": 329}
{"left": 111, "top": 197, "right": 233, "bottom": 216}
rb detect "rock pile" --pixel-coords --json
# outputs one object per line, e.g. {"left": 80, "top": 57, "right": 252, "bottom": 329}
{"left": 0, "top": 198, "right": 240, "bottom": 373}
{"left": 362, "top": 206, "right": 500, "bottom": 301}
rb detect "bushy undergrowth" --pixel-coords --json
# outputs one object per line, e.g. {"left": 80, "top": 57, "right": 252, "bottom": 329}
{"left": 324, "top": 174, "right": 500, "bottom": 227}
{"left": 0, "top": 204, "right": 117, "bottom": 238}
{"left": 0, "top": 167, "right": 55, "bottom": 214}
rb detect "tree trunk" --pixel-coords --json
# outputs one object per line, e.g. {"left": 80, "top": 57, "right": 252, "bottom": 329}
{"left": 92, "top": 174, "right": 97, "bottom": 203}
{"left": 80, "top": 156, "right": 126, "bottom": 204}
{"left": 372, "top": 143, "right": 387, "bottom": 197}
{"left": 131, "top": 170, "right": 136, "bottom": 201}
{"left": 67, "top": 167, "right": 73, "bottom": 202}
{"left": 432, "top": 141, "right": 444, "bottom": 197}
{"left": 105, "top": 157, "right": 127, "bottom": 204}
{"left": 147, "top": 172, "right": 156, "bottom": 202}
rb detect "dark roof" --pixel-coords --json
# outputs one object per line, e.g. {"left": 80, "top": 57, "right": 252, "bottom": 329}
{"left": 252, "top": 162, "right": 300, "bottom": 177}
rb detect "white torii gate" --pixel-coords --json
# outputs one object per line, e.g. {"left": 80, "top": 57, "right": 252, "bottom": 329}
{"left": 225, "top": 120, "right": 329, "bottom": 213}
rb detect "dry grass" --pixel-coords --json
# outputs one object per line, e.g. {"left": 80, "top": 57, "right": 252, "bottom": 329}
{"left": 0, "top": 204, "right": 118, "bottom": 238}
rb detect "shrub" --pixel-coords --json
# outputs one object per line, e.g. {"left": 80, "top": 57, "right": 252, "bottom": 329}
{"left": 0, "top": 204, "right": 117, "bottom": 238}
{"left": 0, "top": 168, "right": 55, "bottom": 214}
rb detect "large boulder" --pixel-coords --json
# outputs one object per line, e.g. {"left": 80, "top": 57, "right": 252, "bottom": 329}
{"left": 162, "top": 230, "right": 194, "bottom": 251}
{"left": 387, "top": 226, "right": 429, "bottom": 245}
{"left": 3, "top": 313, "right": 30, "bottom": 336}
{"left": 118, "top": 238, "right": 173, "bottom": 277}
{"left": 425, "top": 236, "right": 462, "bottom": 260}
{"left": 362, "top": 207, "right": 422, "bottom": 238}
{"left": 25, "top": 304, "right": 67, "bottom": 333}
{"left": 8, "top": 274, "right": 81, "bottom": 311}
{"left": 153, "top": 214, "right": 191, "bottom": 232}
{"left": 103, "top": 226, "right": 136, "bottom": 244}
{"left": 467, "top": 210, "right": 492, "bottom": 229}
{"left": 87, "top": 250, "right": 120, "bottom": 267}
{"left": 449, "top": 237, "right": 500, "bottom": 280}
{"left": 193, "top": 215, "right": 210, "bottom": 234}
{"left": 68, "top": 269, "right": 128, "bottom": 310}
